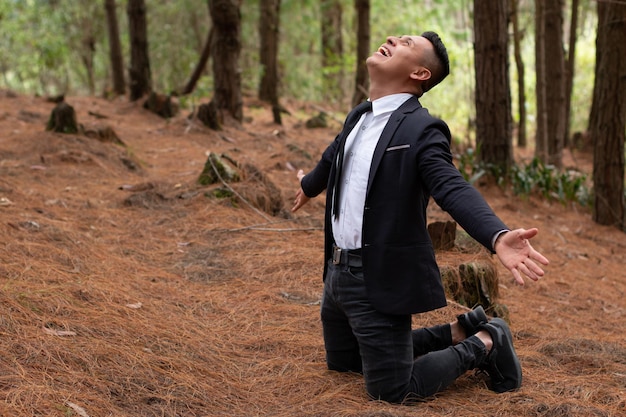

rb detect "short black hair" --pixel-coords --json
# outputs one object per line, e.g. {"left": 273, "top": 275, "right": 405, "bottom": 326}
{"left": 420, "top": 31, "right": 450, "bottom": 92}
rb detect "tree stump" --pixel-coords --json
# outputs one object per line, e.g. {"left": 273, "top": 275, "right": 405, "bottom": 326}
{"left": 83, "top": 125, "right": 125, "bottom": 146}
{"left": 46, "top": 102, "right": 78, "bottom": 134}
{"left": 305, "top": 112, "right": 327, "bottom": 128}
{"left": 197, "top": 101, "right": 221, "bottom": 130}
{"left": 143, "top": 91, "right": 178, "bottom": 118}
{"left": 428, "top": 220, "right": 457, "bottom": 251}
{"left": 198, "top": 152, "right": 240, "bottom": 186}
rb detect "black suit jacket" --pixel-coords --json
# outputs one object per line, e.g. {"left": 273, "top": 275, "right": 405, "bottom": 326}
{"left": 301, "top": 96, "right": 508, "bottom": 315}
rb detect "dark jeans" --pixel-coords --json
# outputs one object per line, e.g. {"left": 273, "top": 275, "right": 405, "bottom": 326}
{"left": 321, "top": 260, "right": 488, "bottom": 403}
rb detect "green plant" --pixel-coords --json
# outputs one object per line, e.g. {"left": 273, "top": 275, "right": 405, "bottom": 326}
{"left": 455, "top": 149, "right": 592, "bottom": 207}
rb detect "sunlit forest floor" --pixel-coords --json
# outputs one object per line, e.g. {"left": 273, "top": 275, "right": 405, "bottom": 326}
{"left": 0, "top": 91, "right": 624, "bottom": 416}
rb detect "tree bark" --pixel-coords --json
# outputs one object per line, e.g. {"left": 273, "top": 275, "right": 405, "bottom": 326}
{"left": 590, "top": 1, "right": 626, "bottom": 230}
{"left": 258, "top": 0, "right": 281, "bottom": 109}
{"left": 535, "top": 0, "right": 566, "bottom": 167}
{"left": 127, "top": 0, "right": 152, "bottom": 101}
{"left": 208, "top": 0, "right": 243, "bottom": 123}
{"left": 544, "top": 0, "right": 566, "bottom": 168}
{"left": 564, "top": 0, "right": 579, "bottom": 146}
{"left": 473, "top": 0, "right": 513, "bottom": 172}
{"left": 104, "top": 0, "right": 125, "bottom": 96}
{"left": 320, "top": 0, "right": 343, "bottom": 103}
{"left": 510, "top": 0, "right": 526, "bottom": 148}
{"left": 351, "top": 0, "right": 370, "bottom": 107}
{"left": 534, "top": 0, "right": 548, "bottom": 162}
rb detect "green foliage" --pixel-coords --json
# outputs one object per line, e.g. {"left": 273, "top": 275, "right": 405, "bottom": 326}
{"left": 0, "top": 0, "right": 598, "bottom": 143}
{"left": 455, "top": 148, "right": 591, "bottom": 207}
{"left": 509, "top": 158, "right": 590, "bottom": 206}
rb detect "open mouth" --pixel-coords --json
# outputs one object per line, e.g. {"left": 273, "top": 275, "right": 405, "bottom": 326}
{"left": 378, "top": 45, "right": 391, "bottom": 57}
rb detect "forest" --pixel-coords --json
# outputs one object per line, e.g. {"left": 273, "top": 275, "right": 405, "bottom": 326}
{"left": 0, "top": 1, "right": 625, "bottom": 416}
{"left": 2, "top": 0, "right": 624, "bottom": 229}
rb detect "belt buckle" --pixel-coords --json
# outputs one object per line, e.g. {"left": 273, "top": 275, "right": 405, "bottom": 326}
{"left": 332, "top": 246, "right": 342, "bottom": 265}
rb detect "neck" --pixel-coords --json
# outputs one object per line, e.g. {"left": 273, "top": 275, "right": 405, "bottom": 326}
{"left": 368, "top": 79, "right": 418, "bottom": 101}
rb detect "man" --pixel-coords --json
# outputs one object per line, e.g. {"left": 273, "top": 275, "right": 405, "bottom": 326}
{"left": 291, "top": 32, "right": 549, "bottom": 403}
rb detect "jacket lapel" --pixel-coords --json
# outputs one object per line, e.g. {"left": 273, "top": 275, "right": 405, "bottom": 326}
{"left": 366, "top": 96, "right": 422, "bottom": 195}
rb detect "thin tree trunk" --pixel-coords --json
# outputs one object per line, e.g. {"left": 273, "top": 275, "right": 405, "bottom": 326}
{"left": 351, "top": 0, "right": 370, "bottom": 107}
{"left": 510, "top": 0, "right": 526, "bottom": 148}
{"left": 105, "top": 0, "right": 125, "bottom": 96}
{"left": 320, "top": 0, "right": 343, "bottom": 103}
{"left": 534, "top": 0, "right": 548, "bottom": 162}
{"left": 178, "top": 27, "right": 214, "bottom": 96}
{"left": 564, "top": 0, "right": 579, "bottom": 146}
{"left": 127, "top": 0, "right": 152, "bottom": 101}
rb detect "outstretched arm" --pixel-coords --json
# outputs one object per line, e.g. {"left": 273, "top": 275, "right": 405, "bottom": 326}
{"left": 494, "top": 228, "right": 549, "bottom": 285}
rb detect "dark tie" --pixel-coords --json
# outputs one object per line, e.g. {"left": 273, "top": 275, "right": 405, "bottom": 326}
{"left": 332, "top": 100, "right": 372, "bottom": 219}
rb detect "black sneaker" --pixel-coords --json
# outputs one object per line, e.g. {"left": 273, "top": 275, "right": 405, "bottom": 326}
{"left": 478, "top": 318, "right": 522, "bottom": 393}
{"left": 457, "top": 305, "right": 488, "bottom": 336}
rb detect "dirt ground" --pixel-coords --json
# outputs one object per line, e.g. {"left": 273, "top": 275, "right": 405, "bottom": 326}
{"left": 0, "top": 91, "right": 624, "bottom": 417}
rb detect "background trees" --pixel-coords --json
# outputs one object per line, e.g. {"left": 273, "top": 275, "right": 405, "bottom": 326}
{"left": 1, "top": 0, "right": 624, "bottom": 231}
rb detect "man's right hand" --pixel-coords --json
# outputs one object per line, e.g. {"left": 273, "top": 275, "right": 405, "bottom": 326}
{"left": 291, "top": 169, "right": 310, "bottom": 212}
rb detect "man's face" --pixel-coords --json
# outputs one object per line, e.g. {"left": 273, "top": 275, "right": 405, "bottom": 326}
{"left": 367, "top": 35, "right": 433, "bottom": 87}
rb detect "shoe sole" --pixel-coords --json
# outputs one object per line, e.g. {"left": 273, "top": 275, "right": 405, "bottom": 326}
{"left": 489, "top": 318, "right": 522, "bottom": 393}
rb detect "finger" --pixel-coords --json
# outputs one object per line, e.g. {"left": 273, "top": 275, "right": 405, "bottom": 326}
{"left": 530, "top": 249, "right": 550, "bottom": 266}
{"left": 518, "top": 227, "right": 539, "bottom": 240}
{"left": 519, "top": 260, "right": 541, "bottom": 281}
{"left": 511, "top": 268, "right": 525, "bottom": 286}
{"left": 524, "top": 257, "right": 546, "bottom": 277}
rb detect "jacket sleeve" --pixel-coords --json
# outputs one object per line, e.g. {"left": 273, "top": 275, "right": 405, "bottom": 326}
{"left": 300, "top": 134, "right": 340, "bottom": 198}
{"left": 416, "top": 122, "right": 509, "bottom": 252}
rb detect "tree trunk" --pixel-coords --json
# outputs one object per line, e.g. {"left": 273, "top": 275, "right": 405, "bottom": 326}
{"left": 510, "top": 0, "right": 526, "bottom": 148}
{"left": 104, "top": 0, "right": 125, "bottom": 96}
{"left": 535, "top": 0, "right": 566, "bottom": 167}
{"left": 127, "top": 0, "right": 152, "bottom": 101}
{"left": 473, "top": 0, "right": 513, "bottom": 172}
{"left": 590, "top": 1, "right": 626, "bottom": 230}
{"left": 564, "top": 0, "right": 579, "bottom": 147}
{"left": 351, "top": 0, "right": 370, "bottom": 107}
{"left": 320, "top": 0, "right": 343, "bottom": 103}
{"left": 208, "top": 0, "right": 243, "bottom": 123}
{"left": 534, "top": 0, "right": 548, "bottom": 162}
{"left": 258, "top": 0, "right": 281, "bottom": 113}
{"left": 544, "top": 0, "right": 566, "bottom": 168}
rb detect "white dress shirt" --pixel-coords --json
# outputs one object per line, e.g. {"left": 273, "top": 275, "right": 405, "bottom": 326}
{"left": 332, "top": 93, "right": 413, "bottom": 249}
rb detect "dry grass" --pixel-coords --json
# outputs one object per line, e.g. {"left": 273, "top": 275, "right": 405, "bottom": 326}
{"left": 0, "top": 92, "right": 624, "bottom": 416}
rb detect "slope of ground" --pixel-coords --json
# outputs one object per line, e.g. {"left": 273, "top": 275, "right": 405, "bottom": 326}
{"left": 0, "top": 92, "right": 624, "bottom": 417}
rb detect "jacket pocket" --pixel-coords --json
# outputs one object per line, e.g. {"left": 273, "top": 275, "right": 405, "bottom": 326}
{"left": 385, "top": 144, "right": 411, "bottom": 152}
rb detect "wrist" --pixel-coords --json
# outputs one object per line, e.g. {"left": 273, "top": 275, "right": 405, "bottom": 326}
{"left": 492, "top": 229, "right": 510, "bottom": 252}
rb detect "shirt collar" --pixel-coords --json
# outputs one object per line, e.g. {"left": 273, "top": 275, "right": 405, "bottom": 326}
{"left": 370, "top": 93, "right": 413, "bottom": 117}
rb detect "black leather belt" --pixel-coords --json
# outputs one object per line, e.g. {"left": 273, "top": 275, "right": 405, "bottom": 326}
{"left": 332, "top": 245, "right": 363, "bottom": 267}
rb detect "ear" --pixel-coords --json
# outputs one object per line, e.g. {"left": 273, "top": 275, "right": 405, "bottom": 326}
{"left": 410, "top": 67, "right": 431, "bottom": 82}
